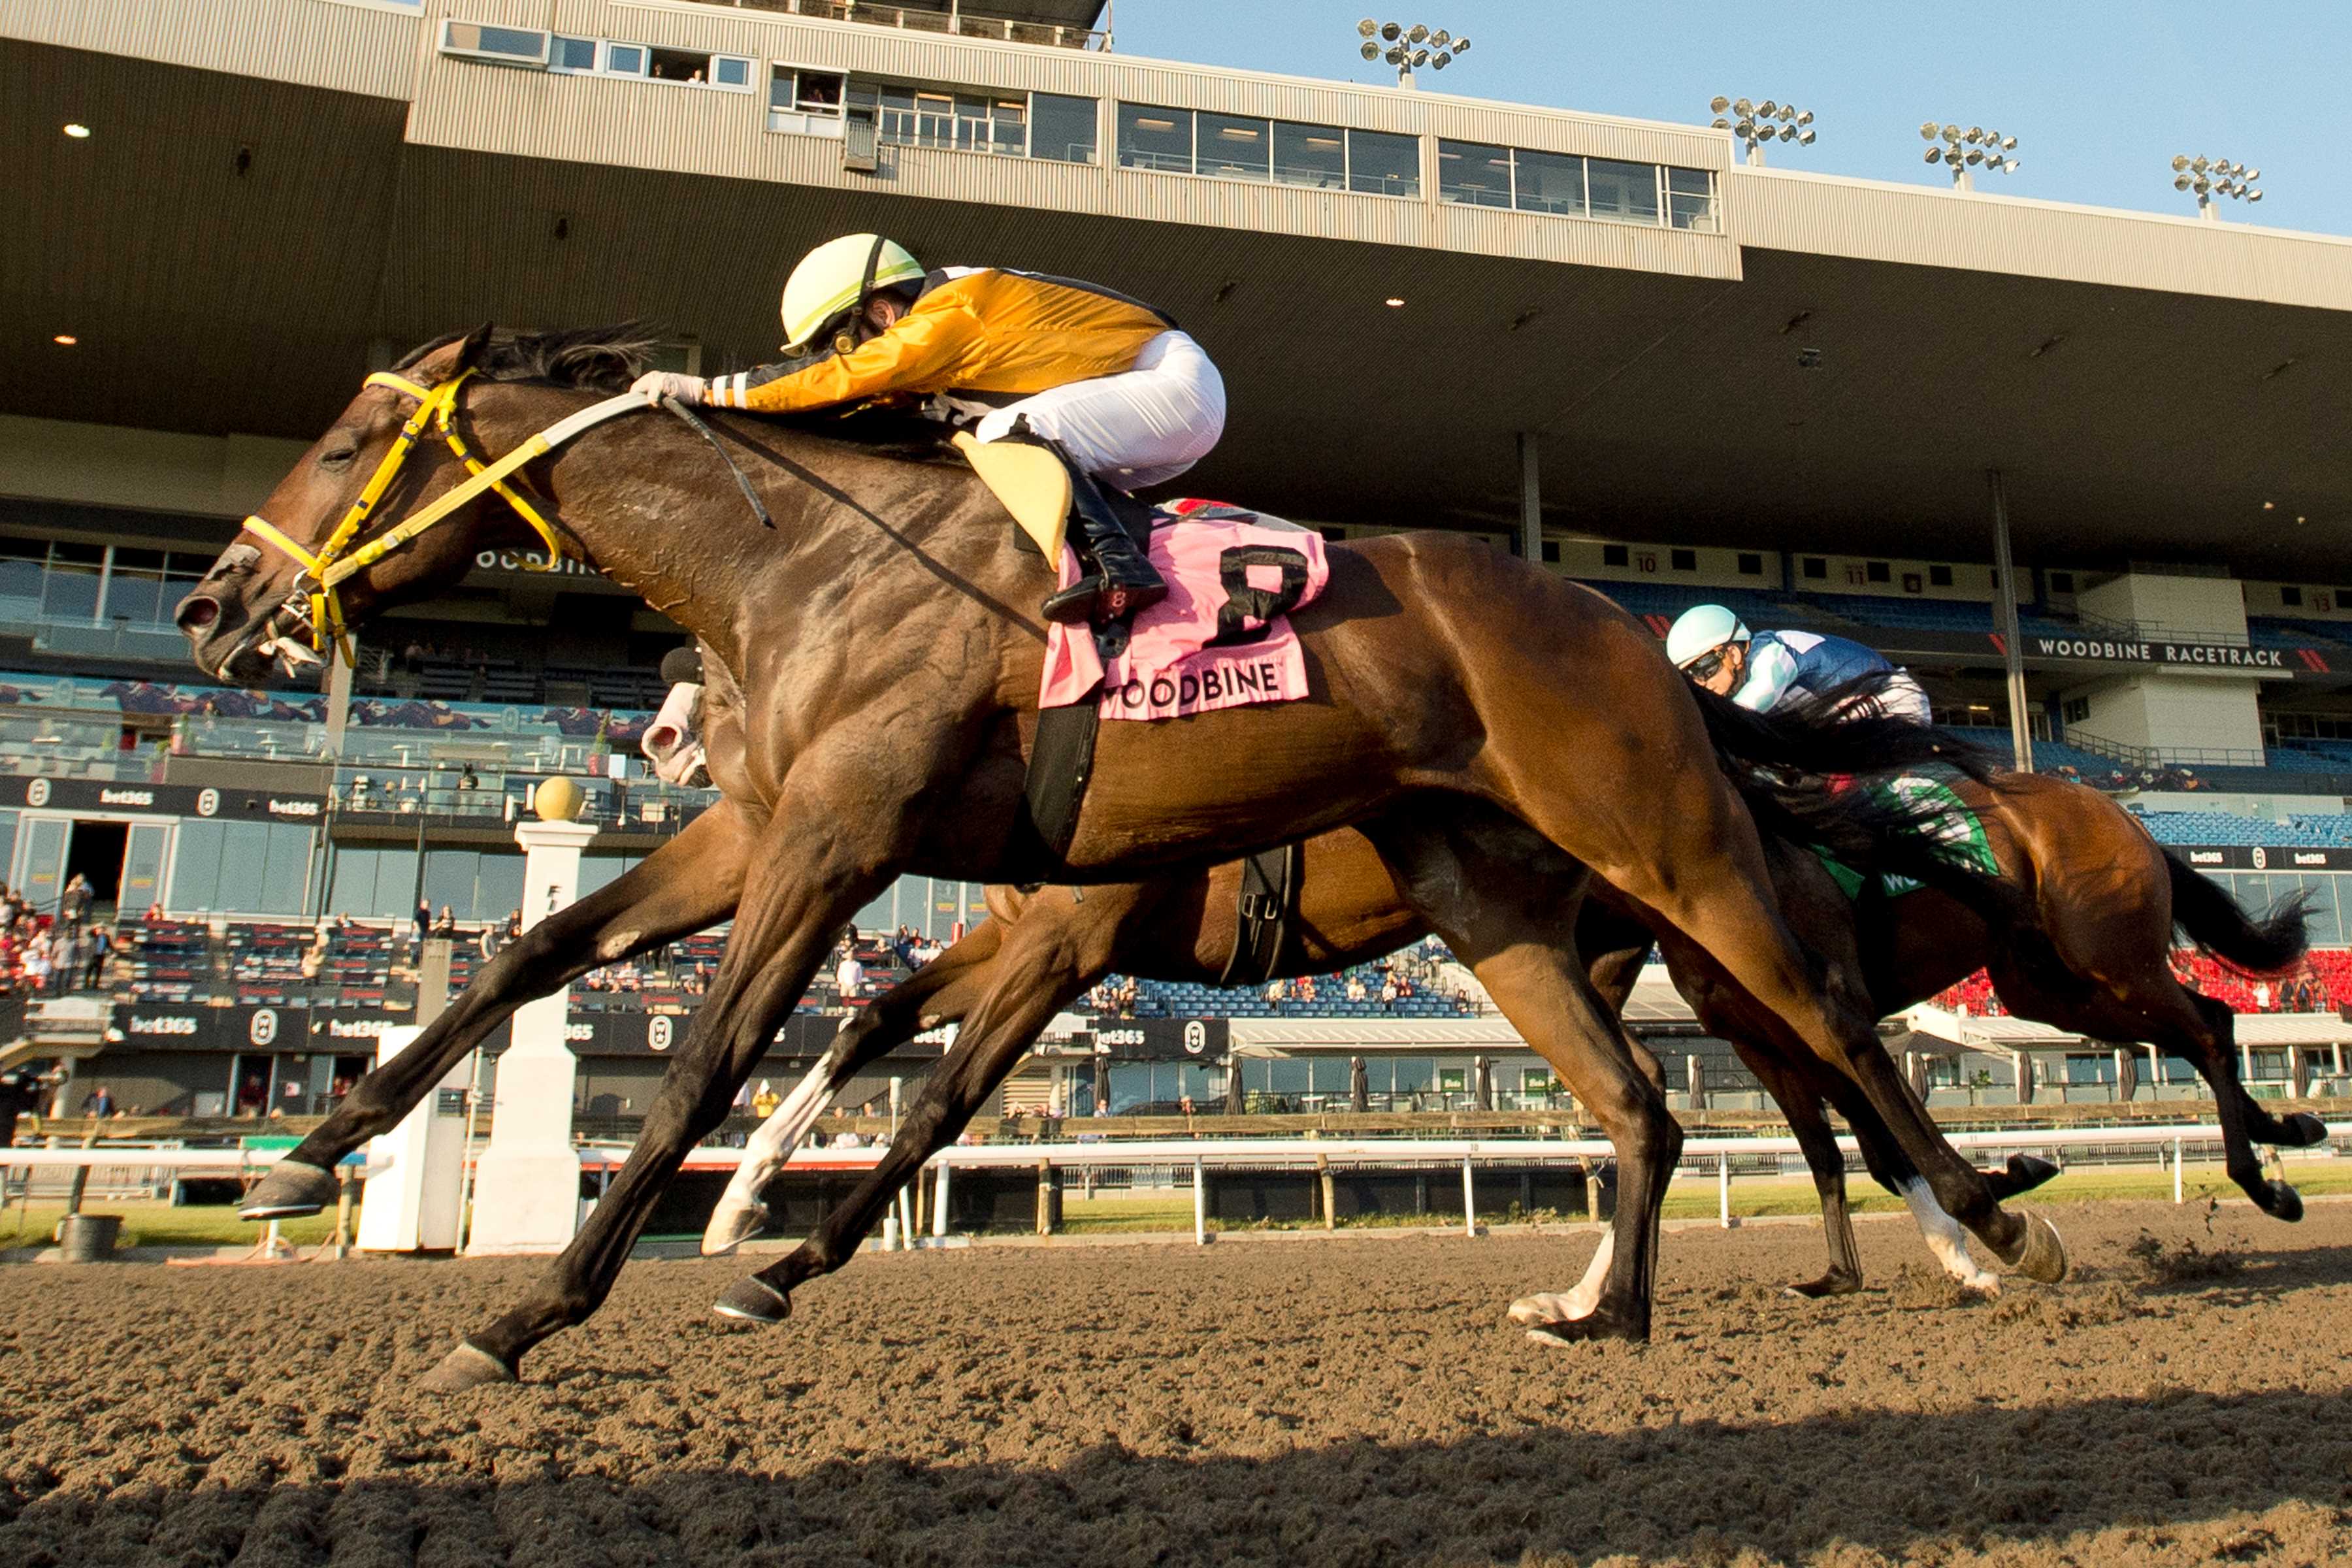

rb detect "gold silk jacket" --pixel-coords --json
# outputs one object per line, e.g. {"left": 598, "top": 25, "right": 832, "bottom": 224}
{"left": 703, "top": 268, "right": 1176, "bottom": 415}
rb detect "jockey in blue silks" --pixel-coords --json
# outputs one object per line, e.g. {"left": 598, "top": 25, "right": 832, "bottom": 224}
{"left": 1664, "top": 604, "right": 1931, "bottom": 725}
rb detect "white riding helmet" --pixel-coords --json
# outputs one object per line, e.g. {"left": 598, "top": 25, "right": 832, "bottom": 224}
{"left": 1665, "top": 604, "right": 1750, "bottom": 670}
{"left": 779, "top": 233, "right": 925, "bottom": 354}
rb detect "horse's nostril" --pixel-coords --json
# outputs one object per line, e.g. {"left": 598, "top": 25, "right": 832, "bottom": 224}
{"left": 175, "top": 595, "right": 221, "bottom": 632}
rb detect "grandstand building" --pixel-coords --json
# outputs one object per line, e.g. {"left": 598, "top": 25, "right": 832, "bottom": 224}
{"left": 5, "top": 0, "right": 2352, "bottom": 1116}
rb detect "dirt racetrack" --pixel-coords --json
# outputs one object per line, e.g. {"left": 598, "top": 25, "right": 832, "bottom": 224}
{"left": 2, "top": 1200, "right": 2349, "bottom": 1567}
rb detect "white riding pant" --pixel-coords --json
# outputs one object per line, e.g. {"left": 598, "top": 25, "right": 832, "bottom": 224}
{"left": 1835, "top": 670, "right": 1931, "bottom": 725}
{"left": 973, "top": 329, "right": 1226, "bottom": 490}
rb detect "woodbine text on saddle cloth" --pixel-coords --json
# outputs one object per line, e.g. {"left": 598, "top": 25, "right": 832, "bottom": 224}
{"left": 1039, "top": 503, "right": 1331, "bottom": 720}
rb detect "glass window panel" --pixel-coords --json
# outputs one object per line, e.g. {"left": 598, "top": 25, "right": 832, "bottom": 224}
{"left": 1392, "top": 1057, "right": 1433, "bottom": 1092}
{"left": 422, "top": 849, "right": 478, "bottom": 921}
{"left": 41, "top": 559, "right": 99, "bottom": 622}
{"left": 1118, "top": 103, "right": 1193, "bottom": 173}
{"left": 100, "top": 572, "right": 162, "bottom": 626}
{"left": 2300, "top": 875, "right": 2342, "bottom": 945}
{"left": 170, "top": 820, "right": 225, "bottom": 912}
{"left": 112, "top": 547, "right": 165, "bottom": 572}
{"left": 476, "top": 853, "right": 523, "bottom": 924}
{"left": 1437, "top": 139, "right": 1512, "bottom": 208}
{"left": 1311, "top": 1058, "right": 1354, "bottom": 1092}
{"left": 1272, "top": 121, "right": 1347, "bottom": 189}
{"left": 259, "top": 825, "right": 314, "bottom": 914}
{"left": 369, "top": 848, "right": 417, "bottom": 920}
{"left": 1513, "top": 149, "right": 1586, "bottom": 215}
{"left": 1196, "top": 112, "right": 1271, "bottom": 180}
{"left": 768, "top": 67, "right": 795, "bottom": 111}
{"left": 604, "top": 43, "right": 647, "bottom": 75}
{"left": 1587, "top": 157, "right": 1662, "bottom": 224}
{"left": 1667, "top": 167, "right": 1718, "bottom": 232}
{"left": 1267, "top": 1058, "right": 1309, "bottom": 1094}
{"left": 1030, "top": 93, "right": 1097, "bottom": 163}
{"left": 1347, "top": 128, "right": 1418, "bottom": 197}
{"left": 797, "top": 71, "right": 843, "bottom": 114}
{"left": 713, "top": 57, "right": 750, "bottom": 88}
{"left": 0, "top": 555, "right": 39, "bottom": 620}
{"left": 329, "top": 847, "right": 379, "bottom": 919}
{"left": 553, "top": 35, "right": 596, "bottom": 71}
{"left": 1177, "top": 1063, "right": 1215, "bottom": 1102}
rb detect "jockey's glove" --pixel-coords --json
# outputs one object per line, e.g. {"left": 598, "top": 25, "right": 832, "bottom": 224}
{"left": 630, "top": 371, "right": 708, "bottom": 406}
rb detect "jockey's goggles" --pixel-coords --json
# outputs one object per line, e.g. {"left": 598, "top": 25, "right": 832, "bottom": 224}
{"left": 1678, "top": 644, "right": 1735, "bottom": 682}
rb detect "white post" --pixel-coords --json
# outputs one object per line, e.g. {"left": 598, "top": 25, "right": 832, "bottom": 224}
{"left": 1718, "top": 1151, "right": 1731, "bottom": 1228}
{"left": 466, "top": 807, "right": 596, "bottom": 1254}
{"left": 932, "top": 1159, "right": 950, "bottom": 1238}
{"left": 1461, "top": 1153, "right": 1477, "bottom": 1237}
{"left": 2174, "top": 1135, "right": 2184, "bottom": 1204}
{"left": 1192, "top": 1157, "right": 1206, "bottom": 1245}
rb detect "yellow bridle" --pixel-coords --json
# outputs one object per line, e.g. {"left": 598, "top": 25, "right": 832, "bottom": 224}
{"left": 239, "top": 368, "right": 598, "bottom": 664}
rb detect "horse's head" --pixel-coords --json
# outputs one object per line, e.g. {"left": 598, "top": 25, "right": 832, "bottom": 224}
{"left": 175, "top": 325, "right": 513, "bottom": 682}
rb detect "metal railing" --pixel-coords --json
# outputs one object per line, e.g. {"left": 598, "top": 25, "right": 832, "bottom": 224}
{"left": 2060, "top": 728, "right": 2273, "bottom": 772}
{"left": 683, "top": 0, "right": 1111, "bottom": 50}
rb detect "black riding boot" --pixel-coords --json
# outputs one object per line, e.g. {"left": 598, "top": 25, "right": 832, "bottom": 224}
{"left": 1040, "top": 471, "right": 1167, "bottom": 625}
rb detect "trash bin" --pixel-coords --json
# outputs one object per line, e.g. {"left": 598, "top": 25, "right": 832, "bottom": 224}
{"left": 57, "top": 1213, "right": 122, "bottom": 1262}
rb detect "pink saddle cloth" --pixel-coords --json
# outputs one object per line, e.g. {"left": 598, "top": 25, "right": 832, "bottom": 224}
{"left": 1040, "top": 500, "right": 1330, "bottom": 719}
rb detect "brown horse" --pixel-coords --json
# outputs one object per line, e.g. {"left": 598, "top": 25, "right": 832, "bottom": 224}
{"left": 183, "top": 325, "right": 2056, "bottom": 1386}
{"left": 701, "top": 766, "right": 2317, "bottom": 1321}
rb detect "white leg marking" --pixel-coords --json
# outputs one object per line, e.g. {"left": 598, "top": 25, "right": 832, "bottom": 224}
{"left": 1508, "top": 1228, "right": 1615, "bottom": 1326}
{"left": 701, "top": 1054, "right": 842, "bottom": 1254}
{"left": 1901, "top": 1177, "right": 1999, "bottom": 1294}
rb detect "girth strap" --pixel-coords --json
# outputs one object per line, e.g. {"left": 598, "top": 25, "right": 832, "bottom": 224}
{"left": 1217, "top": 841, "right": 1300, "bottom": 989}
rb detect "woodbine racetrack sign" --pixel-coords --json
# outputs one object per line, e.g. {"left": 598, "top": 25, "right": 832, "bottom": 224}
{"left": 2025, "top": 634, "right": 2287, "bottom": 670}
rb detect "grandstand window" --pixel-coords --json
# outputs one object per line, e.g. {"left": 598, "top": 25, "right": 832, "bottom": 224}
{"left": 1801, "top": 557, "right": 1826, "bottom": 579}
{"left": 1117, "top": 104, "right": 1194, "bottom": 172}
{"left": 1197, "top": 112, "right": 1271, "bottom": 181}
{"left": 1866, "top": 561, "right": 1891, "bottom": 583}
{"left": 1670, "top": 548, "right": 1696, "bottom": 572}
{"left": 551, "top": 36, "right": 596, "bottom": 72}
{"left": 1666, "top": 167, "right": 1718, "bottom": 232}
{"left": 1437, "top": 140, "right": 1513, "bottom": 207}
{"left": 173, "top": 821, "right": 314, "bottom": 915}
{"left": 1586, "top": 157, "right": 1661, "bottom": 225}
{"left": 1271, "top": 122, "right": 1346, "bottom": 189}
{"left": 0, "top": 542, "right": 44, "bottom": 621}
{"left": 1602, "top": 544, "right": 1629, "bottom": 568}
{"left": 1030, "top": 93, "right": 1098, "bottom": 163}
{"left": 2063, "top": 697, "right": 2090, "bottom": 724}
{"left": 2280, "top": 585, "right": 2304, "bottom": 606}
{"left": 438, "top": 20, "right": 550, "bottom": 67}
{"left": 603, "top": 42, "right": 647, "bottom": 75}
{"left": 1542, "top": 541, "right": 1560, "bottom": 564}
{"left": 40, "top": 542, "right": 100, "bottom": 623}
{"left": 104, "top": 547, "right": 166, "bottom": 625}
{"left": 1737, "top": 553, "right": 1763, "bottom": 576}
{"left": 1929, "top": 564, "right": 1953, "bottom": 587}
{"left": 1512, "top": 149, "right": 1586, "bottom": 216}
{"left": 1392, "top": 1058, "right": 1434, "bottom": 1094}
{"left": 1347, "top": 129, "right": 1419, "bottom": 197}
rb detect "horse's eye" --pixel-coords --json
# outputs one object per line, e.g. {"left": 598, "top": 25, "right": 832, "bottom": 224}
{"left": 320, "top": 446, "right": 358, "bottom": 468}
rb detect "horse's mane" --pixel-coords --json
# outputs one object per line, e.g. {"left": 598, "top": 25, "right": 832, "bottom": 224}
{"left": 395, "top": 323, "right": 657, "bottom": 394}
{"left": 395, "top": 323, "right": 961, "bottom": 464}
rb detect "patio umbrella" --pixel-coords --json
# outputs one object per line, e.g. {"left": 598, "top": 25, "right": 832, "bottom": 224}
{"left": 1473, "top": 1054, "right": 1492, "bottom": 1111}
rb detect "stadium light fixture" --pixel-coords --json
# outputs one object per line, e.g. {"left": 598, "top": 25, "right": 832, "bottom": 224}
{"left": 1710, "top": 95, "right": 1816, "bottom": 165}
{"left": 1355, "top": 18, "right": 1467, "bottom": 86}
{"left": 52, "top": 335, "right": 77, "bottom": 346}
{"left": 1920, "top": 119, "right": 2019, "bottom": 191}
{"left": 2172, "top": 152, "right": 2262, "bottom": 220}
{"left": 62, "top": 123, "right": 91, "bottom": 139}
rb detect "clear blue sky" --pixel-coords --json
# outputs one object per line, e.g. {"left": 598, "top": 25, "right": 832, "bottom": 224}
{"left": 1111, "top": 1, "right": 2349, "bottom": 237}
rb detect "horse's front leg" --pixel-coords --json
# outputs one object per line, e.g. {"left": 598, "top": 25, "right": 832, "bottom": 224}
{"left": 421, "top": 796, "right": 900, "bottom": 1390}
{"left": 243, "top": 799, "right": 757, "bottom": 1218}
{"left": 700, "top": 919, "right": 1008, "bottom": 1254}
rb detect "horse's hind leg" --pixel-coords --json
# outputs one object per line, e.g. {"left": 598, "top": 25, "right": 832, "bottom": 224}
{"left": 702, "top": 919, "right": 1008, "bottom": 1255}
{"left": 715, "top": 887, "right": 1137, "bottom": 1324}
{"left": 244, "top": 798, "right": 755, "bottom": 1219}
{"left": 1368, "top": 816, "right": 1678, "bottom": 1344}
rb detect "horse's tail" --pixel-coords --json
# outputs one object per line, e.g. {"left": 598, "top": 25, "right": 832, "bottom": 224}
{"left": 2165, "top": 849, "right": 2311, "bottom": 975}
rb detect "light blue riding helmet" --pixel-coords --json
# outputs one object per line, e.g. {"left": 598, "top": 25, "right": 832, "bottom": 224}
{"left": 1664, "top": 604, "right": 1750, "bottom": 670}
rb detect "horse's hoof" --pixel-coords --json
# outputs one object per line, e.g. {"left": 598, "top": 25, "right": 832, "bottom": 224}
{"left": 2010, "top": 1210, "right": 2068, "bottom": 1284}
{"left": 2278, "top": 1112, "right": 2330, "bottom": 1149}
{"left": 419, "top": 1341, "right": 515, "bottom": 1394}
{"left": 1782, "top": 1269, "right": 1862, "bottom": 1300}
{"left": 1509, "top": 1292, "right": 1592, "bottom": 1326}
{"left": 2004, "top": 1153, "right": 2061, "bottom": 1194}
{"left": 700, "top": 1199, "right": 772, "bottom": 1257}
{"left": 1522, "top": 1307, "right": 1647, "bottom": 1347}
{"left": 240, "top": 1160, "right": 337, "bottom": 1220}
{"left": 711, "top": 1275, "right": 791, "bottom": 1324}
{"left": 2263, "top": 1182, "right": 2305, "bottom": 1223}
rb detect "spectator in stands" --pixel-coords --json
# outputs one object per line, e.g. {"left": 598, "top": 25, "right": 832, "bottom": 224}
{"left": 458, "top": 762, "right": 479, "bottom": 792}
{"left": 0, "top": 887, "right": 20, "bottom": 930}
{"left": 59, "top": 874, "right": 91, "bottom": 938}
{"left": 411, "top": 899, "right": 430, "bottom": 959}
{"left": 1346, "top": 973, "right": 1368, "bottom": 1003}
{"left": 81, "top": 925, "right": 109, "bottom": 990}
{"left": 24, "top": 936, "right": 53, "bottom": 994}
{"left": 751, "top": 1080, "right": 781, "bottom": 1118}
{"left": 143, "top": 902, "right": 162, "bottom": 924}
{"left": 80, "top": 1084, "right": 112, "bottom": 1119}
{"left": 433, "top": 905, "right": 458, "bottom": 937}
{"left": 1264, "top": 978, "right": 1283, "bottom": 1013}
{"left": 834, "top": 947, "right": 865, "bottom": 1001}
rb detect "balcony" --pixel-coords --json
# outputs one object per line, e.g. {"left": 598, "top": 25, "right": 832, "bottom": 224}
{"left": 680, "top": 0, "right": 1110, "bottom": 51}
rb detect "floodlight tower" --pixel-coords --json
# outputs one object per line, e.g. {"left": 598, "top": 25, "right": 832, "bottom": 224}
{"left": 2171, "top": 155, "right": 2262, "bottom": 220}
{"left": 1708, "top": 96, "right": 1815, "bottom": 167}
{"left": 1356, "top": 18, "right": 1469, "bottom": 89}
{"left": 1920, "top": 122, "right": 2019, "bottom": 191}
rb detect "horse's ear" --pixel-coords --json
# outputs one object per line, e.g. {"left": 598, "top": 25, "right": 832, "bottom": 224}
{"left": 455, "top": 322, "right": 496, "bottom": 373}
